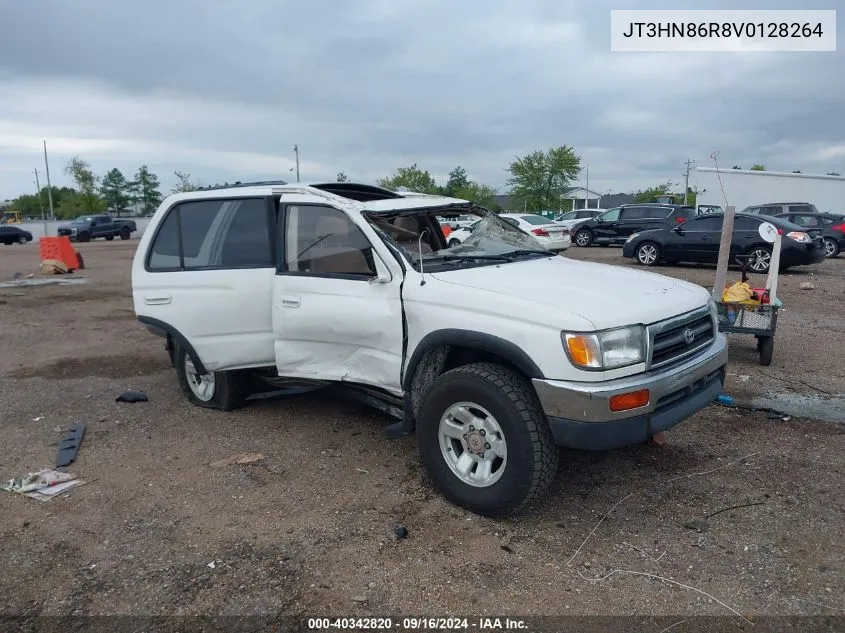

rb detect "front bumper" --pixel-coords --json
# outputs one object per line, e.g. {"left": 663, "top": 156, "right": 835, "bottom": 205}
{"left": 532, "top": 333, "right": 728, "bottom": 450}
{"left": 622, "top": 241, "right": 636, "bottom": 258}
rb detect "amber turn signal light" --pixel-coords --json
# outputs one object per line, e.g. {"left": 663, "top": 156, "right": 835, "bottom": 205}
{"left": 609, "top": 389, "right": 650, "bottom": 412}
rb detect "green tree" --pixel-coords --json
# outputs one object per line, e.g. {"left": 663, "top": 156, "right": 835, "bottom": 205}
{"left": 444, "top": 166, "right": 470, "bottom": 196}
{"left": 64, "top": 156, "right": 105, "bottom": 214}
{"left": 452, "top": 182, "right": 500, "bottom": 210}
{"left": 172, "top": 170, "right": 201, "bottom": 193}
{"left": 129, "top": 166, "right": 163, "bottom": 214}
{"left": 506, "top": 146, "right": 581, "bottom": 212}
{"left": 376, "top": 164, "right": 439, "bottom": 194}
{"left": 632, "top": 181, "right": 674, "bottom": 203}
{"left": 100, "top": 168, "right": 130, "bottom": 214}
{"left": 336, "top": 171, "right": 349, "bottom": 182}
{"left": 750, "top": 164, "right": 766, "bottom": 171}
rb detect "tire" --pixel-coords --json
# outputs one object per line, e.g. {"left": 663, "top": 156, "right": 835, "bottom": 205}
{"left": 77, "top": 231, "right": 91, "bottom": 243}
{"left": 635, "top": 241, "right": 660, "bottom": 266}
{"left": 18, "top": 236, "right": 27, "bottom": 245}
{"left": 416, "top": 362, "right": 558, "bottom": 517}
{"left": 174, "top": 343, "right": 247, "bottom": 411}
{"left": 105, "top": 235, "right": 114, "bottom": 241}
{"left": 574, "top": 229, "right": 593, "bottom": 247}
{"left": 448, "top": 238, "right": 460, "bottom": 248}
{"left": 120, "top": 227, "right": 131, "bottom": 240}
{"left": 746, "top": 246, "right": 772, "bottom": 274}
{"left": 759, "top": 336, "right": 773, "bottom": 366}
{"left": 823, "top": 237, "right": 840, "bottom": 258}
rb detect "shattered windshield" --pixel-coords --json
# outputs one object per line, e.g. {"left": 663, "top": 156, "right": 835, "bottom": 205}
{"left": 367, "top": 208, "right": 553, "bottom": 272}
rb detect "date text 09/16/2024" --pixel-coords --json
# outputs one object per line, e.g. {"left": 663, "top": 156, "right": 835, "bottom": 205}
{"left": 307, "top": 617, "right": 528, "bottom": 630}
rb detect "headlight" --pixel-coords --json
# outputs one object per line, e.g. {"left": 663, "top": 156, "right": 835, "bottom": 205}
{"left": 786, "top": 231, "right": 811, "bottom": 243}
{"left": 562, "top": 325, "right": 646, "bottom": 370}
{"left": 626, "top": 233, "right": 640, "bottom": 243}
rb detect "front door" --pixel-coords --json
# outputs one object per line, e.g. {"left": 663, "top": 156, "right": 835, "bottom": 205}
{"left": 272, "top": 204, "right": 405, "bottom": 394}
{"left": 593, "top": 208, "right": 621, "bottom": 242}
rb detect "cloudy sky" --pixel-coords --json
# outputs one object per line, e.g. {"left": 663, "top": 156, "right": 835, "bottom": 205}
{"left": 0, "top": 0, "right": 841, "bottom": 200}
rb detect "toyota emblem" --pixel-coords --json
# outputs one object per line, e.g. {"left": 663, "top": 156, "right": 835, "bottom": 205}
{"left": 683, "top": 328, "right": 695, "bottom": 344}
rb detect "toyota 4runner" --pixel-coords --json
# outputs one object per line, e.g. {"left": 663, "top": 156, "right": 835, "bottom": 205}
{"left": 132, "top": 181, "right": 728, "bottom": 516}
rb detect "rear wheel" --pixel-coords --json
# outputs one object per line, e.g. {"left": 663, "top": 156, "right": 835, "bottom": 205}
{"left": 823, "top": 237, "right": 840, "bottom": 258}
{"left": 746, "top": 246, "right": 772, "bottom": 274}
{"left": 574, "top": 229, "right": 593, "bottom": 247}
{"left": 174, "top": 344, "right": 247, "bottom": 411}
{"left": 105, "top": 235, "right": 114, "bottom": 241}
{"left": 635, "top": 241, "right": 660, "bottom": 266}
{"left": 18, "top": 235, "right": 27, "bottom": 245}
{"left": 416, "top": 362, "right": 558, "bottom": 516}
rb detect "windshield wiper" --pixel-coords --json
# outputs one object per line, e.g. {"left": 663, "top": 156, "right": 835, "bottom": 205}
{"left": 424, "top": 254, "right": 513, "bottom": 263}
{"left": 500, "top": 249, "right": 554, "bottom": 258}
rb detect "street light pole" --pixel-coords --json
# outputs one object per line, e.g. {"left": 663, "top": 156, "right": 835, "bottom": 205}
{"left": 293, "top": 144, "right": 300, "bottom": 182}
{"left": 34, "top": 168, "right": 47, "bottom": 235}
{"left": 43, "top": 140, "right": 55, "bottom": 226}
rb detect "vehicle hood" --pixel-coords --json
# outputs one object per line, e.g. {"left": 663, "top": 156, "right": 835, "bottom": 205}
{"left": 430, "top": 255, "right": 709, "bottom": 329}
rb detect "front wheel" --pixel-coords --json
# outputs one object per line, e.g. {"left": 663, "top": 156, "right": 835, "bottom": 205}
{"left": 746, "top": 246, "right": 772, "bottom": 274}
{"left": 416, "top": 362, "right": 558, "bottom": 517}
{"left": 77, "top": 232, "right": 91, "bottom": 243}
{"left": 120, "top": 227, "right": 130, "bottom": 240}
{"left": 574, "top": 229, "right": 593, "bottom": 247}
{"left": 823, "top": 238, "right": 840, "bottom": 258}
{"left": 18, "top": 236, "right": 27, "bottom": 245}
{"left": 635, "top": 241, "right": 660, "bottom": 266}
{"left": 174, "top": 344, "right": 246, "bottom": 411}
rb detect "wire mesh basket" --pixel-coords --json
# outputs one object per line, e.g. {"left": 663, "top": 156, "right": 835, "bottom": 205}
{"left": 716, "top": 302, "right": 777, "bottom": 331}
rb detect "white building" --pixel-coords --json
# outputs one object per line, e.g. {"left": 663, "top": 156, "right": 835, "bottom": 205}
{"left": 565, "top": 187, "right": 604, "bottom": 210}
{"left": 692, "top": 167, "right": 845, "bottom": 214}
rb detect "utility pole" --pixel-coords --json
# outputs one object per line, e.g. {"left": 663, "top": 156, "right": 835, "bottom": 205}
{"left": 43, "top": 140, "right": 55, "bottom": 224}
{"left": 34, "top": 169, "right": 47, "bottom": 235}
{"left": 293, "top": 144, "right": 300, "bottom": 182}
{"left": 585, "top": 163, "right": 590, "bottom": 209}
{"left": 683, "top": 159, "right": 695, "bottom": 205}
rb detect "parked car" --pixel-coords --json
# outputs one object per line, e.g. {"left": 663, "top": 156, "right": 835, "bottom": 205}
{"left": 0, "top": 225, "right": 33, "bottom": 245}
{"left": 696, "top": 205, "right": 723, "bottom": 215}
{"left": 498, "top": 213, "right": 571, "bottom": 251}
{"left": 571, "top": 204, "right": 697, "bottom": 247}
{"left": 741, "top": 202, "right": 819, "bottom": 216}
{"left": 445, "top": 220, "right": 480, "bottom": 247}
{"left": 132, "top": 182, "right": 727, "bottom": 516}
{"left": 622, "top": 213, "right": 827, "bottom": 273}
{"left": 553, "top": 209, "right": 603, "bottom": 231}
{"left": 58, "top": 214, "right": 137, "bottom": 242}
{"left": 774, "top": 211, "right": 845, "bottom": 258}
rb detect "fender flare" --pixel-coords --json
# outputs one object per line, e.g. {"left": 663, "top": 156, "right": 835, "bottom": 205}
{"left": 137, "top": 316, "right": 207, "bottom": 375}
{"left": 402, "top": 329, "right": 544, "bottom": 391}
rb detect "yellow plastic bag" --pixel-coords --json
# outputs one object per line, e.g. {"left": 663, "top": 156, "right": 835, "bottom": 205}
{"left": 722, "top": 281, "right": 753, "bottom": 303}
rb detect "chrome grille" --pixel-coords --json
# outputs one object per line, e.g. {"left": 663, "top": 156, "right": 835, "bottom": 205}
{"left": 647, "top": 307, "right": 715, "bottom": 369}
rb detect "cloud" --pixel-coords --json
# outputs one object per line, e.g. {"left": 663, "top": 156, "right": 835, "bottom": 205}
{"left": 0, "top": 0, "right": 842, "bottom": 199}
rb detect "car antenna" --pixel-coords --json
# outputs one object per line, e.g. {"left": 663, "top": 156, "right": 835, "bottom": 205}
{"left": 418, "top": 229, "right": 428, "bottom": 286}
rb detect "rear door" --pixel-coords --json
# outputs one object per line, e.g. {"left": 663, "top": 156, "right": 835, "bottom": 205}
{"left": 139, "top": 196, "right": 277, "bottom": 372}
{"left": 272, "top": 204, "right": 404, "bottom": 393}
{"left": 666, "top": 215, "right": 723, "bottom": 262}
{"left": 618, "top": 206, "right": 649, "bottom": 241}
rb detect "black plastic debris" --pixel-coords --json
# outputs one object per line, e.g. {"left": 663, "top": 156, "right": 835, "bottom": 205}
{"left": 116, "top": 390, "right": 148, "bottom": 403}
{"left": 56, "top": 423, "right": 86, "bottom": 468}
{"left": 394, "top": 524, "right": 408, "bottom": 539}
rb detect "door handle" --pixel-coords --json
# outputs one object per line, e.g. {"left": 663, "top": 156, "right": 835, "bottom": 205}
{"left": 281, "top": 297, "right": 301, "bottom": 308}
{"left": 144, "top": 294, "right": 171, "bottom": 305}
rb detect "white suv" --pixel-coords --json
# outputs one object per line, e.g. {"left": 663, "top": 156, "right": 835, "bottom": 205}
{"left": 132, "top": 181, "right": 728, "bottom": 516}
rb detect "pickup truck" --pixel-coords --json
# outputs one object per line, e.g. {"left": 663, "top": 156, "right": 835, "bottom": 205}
{"left": 132, "top": 182, "right": 728, "bottom": 516}
{"left": 58, "top": 214, "right": 137, "bottom": 242}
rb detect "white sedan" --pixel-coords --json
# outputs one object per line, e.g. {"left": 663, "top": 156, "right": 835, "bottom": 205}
{"left": 499, "top": 213, "right": 571, "bottom": 251}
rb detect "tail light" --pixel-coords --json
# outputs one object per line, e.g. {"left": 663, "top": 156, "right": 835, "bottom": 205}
{"left": 833, "top": 222, "right": 845, "bottom": 233}
{"left": 531, "top": 228, "right": 550, "bottom": 236}
{"left": 675, "top": 216, "right": 686, "bottom": 223}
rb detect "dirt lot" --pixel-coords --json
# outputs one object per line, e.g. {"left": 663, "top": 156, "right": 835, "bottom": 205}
{"left": 0, "top": 240, "right": 842, "bottom": 629}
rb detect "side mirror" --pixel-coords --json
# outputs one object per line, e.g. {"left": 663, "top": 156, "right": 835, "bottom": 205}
{"left": 369, "top": 253, "right": 393, "bottom": 284}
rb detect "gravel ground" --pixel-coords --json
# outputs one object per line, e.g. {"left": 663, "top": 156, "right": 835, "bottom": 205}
{"left": 0, "top": 240, "right": 842, "bottom": 628}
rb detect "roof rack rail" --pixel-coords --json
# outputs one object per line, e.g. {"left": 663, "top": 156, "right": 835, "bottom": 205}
{"left": 195, "top": 180, "right": 288, "bottom": 191}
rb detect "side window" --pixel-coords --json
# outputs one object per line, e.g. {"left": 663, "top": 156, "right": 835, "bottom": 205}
{"left": 743, "top": 207, "right": 759, "bottom": 215}
{"left": 601, "top": 208, "right": 621, "bottom": 222}
{"left": 734, "top": 216, "right": 761, "bottom": 231}
{"left": 577, "top": 211, "right": 593, "bottom": 219}
{"left": 788, "top": 205, "right": 812, "bottom": 214}
{"left": 147, "top": 198, "right": 272, "bottom": 270}
{"left": 501, "top": 217, "right": 519, "bottom": 227}
{"left": 621, "top": 207, "right": 648, "bottom": 220}
{"left": 284, "top": 206, "right": 376, "bottom": 277}
{"left": 148, "top": 207, "right": 182, "bottom": 270}
{"left": 684, "top": 216, "right": 722, "bottom": 231}
{"left": 792, "top": 214, "right": 819, "bottom": 227}
{"left": 760, "top": 206, "right": 783, "bottom": 216}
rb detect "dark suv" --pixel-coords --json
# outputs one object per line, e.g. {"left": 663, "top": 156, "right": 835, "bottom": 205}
{"left": 741, "top": 202, "right": 818, "bottom": 216}
{"left": 571, "top": 204, "right": 696, "bottom": 247}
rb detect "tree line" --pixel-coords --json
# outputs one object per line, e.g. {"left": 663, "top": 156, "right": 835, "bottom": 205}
{"left": 10, "top": 158, "right": 203, "bottom": 220}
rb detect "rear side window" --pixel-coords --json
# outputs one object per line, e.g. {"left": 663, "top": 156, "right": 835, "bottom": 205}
{"left": 760, "top": 206, "right": 783, "bottom": 216}
{"left": 791, "top": 214, "right": 820, "bottom": 228}
{"left": 621, "top": 207, "right": 648, "bottom": 220}
{"left": 577, "top": 211, "right": 595, "bottom": 218}
{"left": 788, "top": 205, "right": 813, "bottom": 213}
{"left": 685, "top": 216, "right": 722, "bottom": 231}
{"left": 734, "top": 216, "right": 761, "bottom": 231}
{"left": 147, "top": 198, "right": 272, "bottom": 271}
